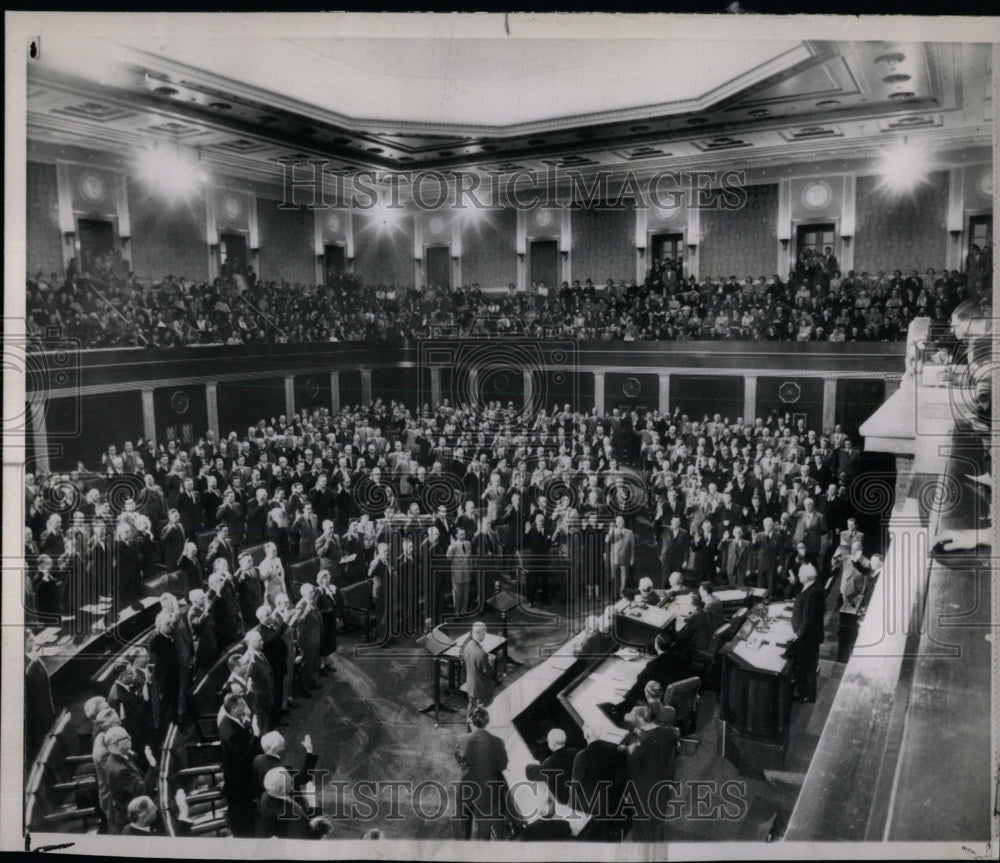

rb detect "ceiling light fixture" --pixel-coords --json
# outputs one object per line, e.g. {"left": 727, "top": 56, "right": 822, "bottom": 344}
{"left": 134, "top": 144, "right": 207, "bottom": 205}
{"left": 876, "top": 137, "right": 933, "bottom": 197}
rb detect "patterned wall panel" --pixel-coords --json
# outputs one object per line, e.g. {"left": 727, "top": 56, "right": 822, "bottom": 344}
{"left": 699, "top": 183, "right": 779, "bottom": 279}
{"left": 571, "top": 207, "right": 635, "bottom": 285}
{"left": 353, "top": 213, "right": 415, "bottom": 287}
{"left": 461, "top": 208, "right": 517, "bottom": 289}
{"left": 854, "top": 171, "right": 949, "bottom": 274}
{"left": 127, "top": 182, "right": 209, "bottom": 283}
{"left": 256, "top": 197, "right": 315, "bottom": 286}
{"left": 27, "top": 161, "right": 64, "bottom": 278}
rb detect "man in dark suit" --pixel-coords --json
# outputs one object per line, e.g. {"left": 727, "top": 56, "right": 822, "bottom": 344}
{"left": 219, "top": 692, "right": 261, "bottom": 837}
{"left": 789, "top": 563, "right": 826, "bottom": 703}
{"left": 257, "top": 767, "right": 315, "bottom": 838}
{"left": 24, "top": 632, "right": 55, "bottom": 760}
{"left": 659, "top": 516, "right": 691, "bottom": 587}
{"left": 255, "top": 607, "right": 289, "bottom": 728}
{"left": 719, "top": 524, "right": 752, "bottom": 586}
{"left": 149, "top": 611, "right": 181, "bottom": 730}
{"left": 623, "top": 633, "right": 690, "bottom": 707}
{"left": 243, "top": 629, "right": 275, "bottom": 733}
{"left": 104, "top": 724, "right": 158, "bottom": 835}
{"left": 455, "top": 706, "right": 509, "bottom": 840}
{"left": 753, "top": 517, "right": 784, "bottom": 594}
{"left": 518, "top": 770, "right": 573, "bottom": 842}
{"left": 538, "top": 728, "right": 577, "bottom": 807}
{"left": 570, "top": 723, "right": 628, "bottom": 841}
{"left": 235, "top": 552, "right": 264, "bottom": 630}
{"left": 793, "top": 498, "right": 828, "bottom": 568}
{"left": 206, "top": 525, "right": 236, "bottom": 573}
{"left": 674, "top": 593, "right": 713, "bottom": 652}
{"left": 251, "top": 731, "right": 318, "bottom": 805}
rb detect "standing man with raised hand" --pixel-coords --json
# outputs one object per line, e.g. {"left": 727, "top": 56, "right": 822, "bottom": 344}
{"left": 788, "top": 563, "right": 826, "bottom": 703}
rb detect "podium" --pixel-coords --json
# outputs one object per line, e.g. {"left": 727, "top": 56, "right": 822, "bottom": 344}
{"left": 417, "top": 626, "right": 457, "bottom": 724}
{"left": 487, "top": 587, "right": 522, "bottom": 666}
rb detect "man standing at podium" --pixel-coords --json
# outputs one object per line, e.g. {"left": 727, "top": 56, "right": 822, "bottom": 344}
{"left": 461, "top": 621, "right": 497, "bottom": 714}
{"left": 789, "top": 563, "right": 825, "bottom": 703}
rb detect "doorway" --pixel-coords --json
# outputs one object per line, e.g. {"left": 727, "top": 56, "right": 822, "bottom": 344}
{"left": 968, "top": 214, "right": 992, "bottom": 254}
{"left": 651, "top": 232, "right": 684, "bottom": 266}
{"left": 77, "top": 218, "right": 115, "bottom": 276}
{"left": 324, "top": 244, "right": 345, "bottom": 282}
{"left": 796, "top": 223, "right": 836, "bottom": 258}
{"left": 529, "top": 239, "right": 558, "bottom": 289}
{"left": 219, "top": 231, "right": 248, "bottom": 277}
{"left": 426, "top": 245, "right": 451, "bottom": 290}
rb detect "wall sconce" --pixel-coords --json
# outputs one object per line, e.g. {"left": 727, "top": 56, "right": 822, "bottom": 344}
{"left": 120, "top": 236, "right": 130, "bottom": 248}
{"left": 250, "top": 247, "right": 260, "bottom": 257}
{"left": 414, "top": 256, "right": 423, "bottom": 264}
{"left": 63, "top": 231, "right": 76, "bottom": 243}
{"left": 517, "top": 252, "right": 525, "bottom": 262}
{"left": 637, "top": 247, "right": 645, "bottom": 259}
{"left": 687, "top": 243, "right": 698, "bottom": 253}
{"left": 451, "top": 255, "right": 459, "bottom": 263}
{"left": 209, "top": 243, "right": 220, "bottom": 254}
{"left": 949, "top": 229, "right": 963, "bottom": 238}
{"left": 347, "top": 257, "right": 355, "bottom": 266}
{"left": 841, "top": 235, "right": 852, "bottom": 245}
{"left": 560, "top": 250, "right": 569, "bottom": 261}
{"left": 779, "top": 238, "right": 790, "bottom": 249}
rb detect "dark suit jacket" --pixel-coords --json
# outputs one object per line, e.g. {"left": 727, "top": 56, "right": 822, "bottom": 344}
{"left": 149, "top": 631, "right": 180, "bottom": 724}
{"left": 625, "top": 649, "right": 691, "bottom": 704}
{"left": 106, "top": 751, "right": 157, "bottom": 832}
{"left": 257, "top": 792, "right": 313, "bottom": 838}
{"left": 252, "top": 750, "right": 319, "bottom": 800}
{"left": 792, "top": 581, "right": 826, "bottom": 649}
{"left": 676, "top": 610, "right": 712, "bottom": 652}
{"left": 219, "top": 714, "right": 261, "bottom": 808}
{"left": 455, "top": 728, "right": 509, "bottom": 813}
{"left": 570, "top": 740, "right": 626, "bottom": 817}
{"left": 539, "top": 746, "right": 578, "bottom": 806}
{"left": 659, "top": 528, "right": 691, "bottom": 573}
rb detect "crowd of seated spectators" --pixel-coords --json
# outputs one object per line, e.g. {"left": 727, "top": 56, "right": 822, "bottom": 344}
{"left": 25, "top": 242, "right": 990, "bottom": 348}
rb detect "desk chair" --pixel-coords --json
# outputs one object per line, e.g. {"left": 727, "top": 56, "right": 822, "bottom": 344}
{"left": 689, "top": 622, "right": 730, "bottom": 690}
{"left": 664, "top": 676, "right": 701, "bottom": 736}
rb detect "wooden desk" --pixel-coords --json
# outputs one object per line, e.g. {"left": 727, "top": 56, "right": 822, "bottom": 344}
{"left": 487, "top": 630, "right": 595, "bottom": 836}
{"left": 38, "top": 596, "right": 161, "bottom": 701}
{"left": 613, "top": 596, "right": 686, "bottom": 650}
{"left": 559, "top": 649, "right": 650, "bottom": 744}
{"left": 718, "top": 601, "right": 795, "bottom": 773}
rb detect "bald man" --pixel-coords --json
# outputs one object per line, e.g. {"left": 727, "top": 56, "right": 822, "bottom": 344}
{"left": 538, "top": 727, "right": 578, "bottom": 807}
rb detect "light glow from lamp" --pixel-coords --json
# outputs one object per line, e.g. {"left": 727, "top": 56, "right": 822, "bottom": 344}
{"left": 134, "top": 145, "right": 207, "bottom": 205}
{"left": 876, "top": 141, "right": 933, "bottom": 197}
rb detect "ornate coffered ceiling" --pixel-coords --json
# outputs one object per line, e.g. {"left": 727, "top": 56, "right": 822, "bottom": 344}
{"left": 25, "top": 24, "right": 993, "bottom": 188}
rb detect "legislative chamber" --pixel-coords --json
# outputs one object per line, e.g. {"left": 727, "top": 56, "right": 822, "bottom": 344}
{"left": 6, "top": 14, "right": 995, "bottom": 855}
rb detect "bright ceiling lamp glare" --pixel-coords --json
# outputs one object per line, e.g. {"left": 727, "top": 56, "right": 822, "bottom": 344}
{"left": 876, "top": 140, "right": 933, "bottom": 198}
{"left": 134, "top": 145, "right": 208, "bottom": 205}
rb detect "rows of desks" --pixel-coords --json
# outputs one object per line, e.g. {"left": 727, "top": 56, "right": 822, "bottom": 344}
{"left": 488, "top": 586, "right": 768, "bottom": 832}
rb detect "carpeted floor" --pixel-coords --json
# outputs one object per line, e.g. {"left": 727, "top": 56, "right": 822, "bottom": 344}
{"left": 277, "top": 510, "right": 848, "bottom": 843}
